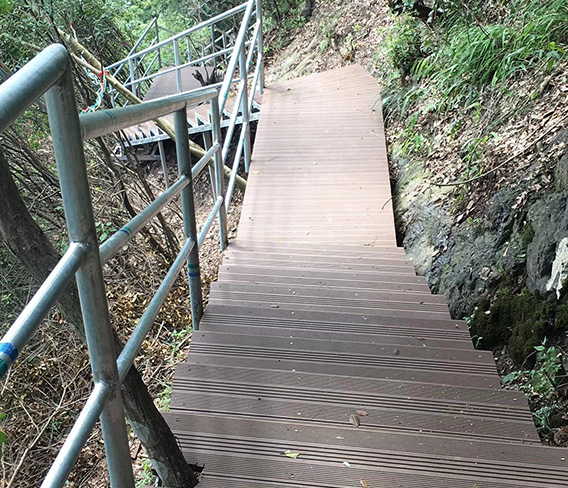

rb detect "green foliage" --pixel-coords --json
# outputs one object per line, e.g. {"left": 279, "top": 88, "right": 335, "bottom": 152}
{"left": 532, "top": 405, "right": 558, "bottom": 433}
{"left": 136, "top": 459, "right": 156, "bottom": 488}
{"left": 320, "top": 22, "right": 333, "bottom": 51}
{"left": 0, "top": 430, "right": 6, "bottom": 459}
{"left": 0, "top": 411, "right": 6, "bottom": 459}
{"left": 503, "top": 341, "right": 564, "bottom": 399}
{"left": 0, "top": 0, "right": 134, "bottom": 70}
{"left": 95, "top": 221, "right": 117, "bottom": 243}
{"left": 458, "top": 132, "right": 498, "bottom": 180}
{"left": 384, "top": 14, "right": 428, "bottom": 78}
{"left": 264, "top": 1, "right": 306, "bottom": 54}
{"left": 520, "top": 221, "right": 535, "bottom": 249}
{"left": 524, "top": 342, "right": 563, "bottom": 396}
{"left": 412, "top": 0, "right": 568, "bottom": 105}
{"left": 0, "top": 0, "right": 13, "bottom": 15}
{"left": 392, "top": 111, "right": 430, "bottom": 156}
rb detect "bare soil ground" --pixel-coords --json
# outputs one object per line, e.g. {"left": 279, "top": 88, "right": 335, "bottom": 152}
{"left": 265, "top": 0, "right": 392, "bottom": 84}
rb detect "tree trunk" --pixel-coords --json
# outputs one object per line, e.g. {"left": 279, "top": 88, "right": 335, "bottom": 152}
{"left": 0, "top": 148, "right": 198, "bottom": 487}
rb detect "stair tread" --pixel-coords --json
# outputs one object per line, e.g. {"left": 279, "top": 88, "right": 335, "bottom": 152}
{"left": 207, "top": 296, "right": 452, "bottom": 320}
{"left": 217, "top": 270, "right": 432, "bottom": 292}
{"left": 190, "top": 330, "right": 492, "bottom": 365}
{"left": 211, "top": 281, "right": 443, "bottom": 304}
{"left": 219, "top": 264, "right": 430, "bottom": 285}
{"left": 165, "top": 412, "right": 568, "bottom": 487}
{"left": 203, "top": 303, "right": 469, "bottom": 332}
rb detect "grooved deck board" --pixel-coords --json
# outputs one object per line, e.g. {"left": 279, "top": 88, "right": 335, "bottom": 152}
{"left": 210, "top": 281, "right": 444, "bottom": 303}
{"left": 167, "top": 64, "right": 568, "bottom": 486}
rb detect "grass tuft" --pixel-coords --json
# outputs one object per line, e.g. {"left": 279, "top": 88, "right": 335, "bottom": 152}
{"left": 412, "top": 0, "right": 568, "bottom": 106}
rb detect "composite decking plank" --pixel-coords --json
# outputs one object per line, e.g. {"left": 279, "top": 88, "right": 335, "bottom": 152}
{"left": 166, "top": 64, "right": 563, "bottom": 486}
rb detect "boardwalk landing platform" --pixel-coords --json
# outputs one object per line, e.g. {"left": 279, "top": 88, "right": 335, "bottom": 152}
{"left": 164, "top": 65, "right": 568, "bottom": 486}
{"left": 122, "top": 66, "right": 261, "bottom": 144}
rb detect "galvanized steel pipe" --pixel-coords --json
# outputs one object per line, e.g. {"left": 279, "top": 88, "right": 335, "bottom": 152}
{"left": 0, "top": 44, "right": 68, "bottom": 133}
{"left": 79, "top": 87, "right": 217, "bottom": 140}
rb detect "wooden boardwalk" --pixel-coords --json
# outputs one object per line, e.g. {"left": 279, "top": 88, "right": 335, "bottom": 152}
{"left": 164, "top": 65, "right": 568, "bottom": 487}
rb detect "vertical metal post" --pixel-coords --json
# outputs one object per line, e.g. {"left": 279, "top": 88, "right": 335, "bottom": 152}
{"left": 238, "top": 44, "right": 251, "bottom": 172}
{"left": 202, "top": 131, "right": 217, "bottom": 198}
{"left": 211, "top": 97, "right": 229, "bottom": 250}
{"left": 222, "top": 31, "right": 228, "bottom": 66}
{"left": 256, "top": 0, "right": 264, "bottom": 94}
{"left": 210, "top": 25, "right": 216, "bottom": 58}
{"left": 45, "top": 65, "right": 135, "bottom": 488}
{"left": 173, "top": 40, "right": 182, "bottom": 93}
{"left": 173, "top": 109, "right": 203, "bottom": 327}
{"left": 158, "top": 140, "right": 169, "bottom": 188}
{"left": 128, "top": 58, "right": 138, "bottom": 98}
{"left": 154, "top": 19, "right": 162, "bottom": 69}
{"left": 186, "top": 37, "right": 192, "bottom": 63}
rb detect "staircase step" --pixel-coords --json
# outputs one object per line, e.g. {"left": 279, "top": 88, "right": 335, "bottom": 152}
{"left": 227, "top": 241, "right": 406, "bottom": 255}
{"left": 217, "top": 269, "right": 431, "bottom": 293}
{"left": 220, "top": 256, "right": 415, "bottom": 273}
{"left": 171, "top": 366, "right": 537, "bottom": 442}
{"left": 165, "top": 412, "right": 568, "bottom": 487}
{"left": 207, "top": 295, "right": 452, "bottom": 320}
{"left": 186, "top": 351, "right": 499, "bottom": 388}
{"left": 237, "top": 223, "right": 396, "bottom": 235}
{"left": 211, "top": 281, "right": 443, "bottom": 305}
{"left": 208, "top": 287, "right": 450, "bottom": 315}
{"left": 198, "top": 320, "right": 472, "bottom": 349}
{"left": 190, "top": 330, "right": 491, "bottom": 365}
{"left": 174, "top": 364, "right": 529, "bottom": 417}
{"left": 223, "top": 249, "right": 414, "bottom": 267}
{"left": 218, "top": 264, "right": 428, "bottom": 285}
{"left": 200, "top": 308, "right": 471, "bottom": 342}
{"left": 203, "top": 303, "right": 469, "bottom": 333}
{"left": 235, "top": 229, "right": 396, "bottom": 241}
{"left": 187, "top": 334, "right": 499, "bottom": 389}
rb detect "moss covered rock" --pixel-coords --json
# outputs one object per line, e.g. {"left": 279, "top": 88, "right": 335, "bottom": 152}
{"left": 471, "top": 287, "right": 567, "bottom": 367}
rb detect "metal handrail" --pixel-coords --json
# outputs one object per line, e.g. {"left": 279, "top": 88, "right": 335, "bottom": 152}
{"left": 106, "top": 0, "right": 262, "bottom": 212}
{"left": 105, "top": 3, "right": 248, "bottom": 70}
{"left": 0, "top": 1, "right": 262, "bottom": 485}
{"left": 120, "top": 40, "right": 253, "bottom": 90}
{"left": 111, "top": 17, "right": 159, "bottom": 82}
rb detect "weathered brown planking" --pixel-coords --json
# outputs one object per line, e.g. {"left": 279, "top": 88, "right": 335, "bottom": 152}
{"left": 167, "top": 65, "right": 568, "bottom": 487}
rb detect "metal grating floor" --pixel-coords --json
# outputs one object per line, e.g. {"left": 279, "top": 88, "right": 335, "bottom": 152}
{"left": 165, "top": 65, "right": 568, "bottom": 487}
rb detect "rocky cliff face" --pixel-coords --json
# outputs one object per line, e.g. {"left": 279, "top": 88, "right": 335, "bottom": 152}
{"left": 397, "top": 131, "right": 568, "bottom": 307}
{"left": 395, "top": 130, "right": 568, "bottom": 359}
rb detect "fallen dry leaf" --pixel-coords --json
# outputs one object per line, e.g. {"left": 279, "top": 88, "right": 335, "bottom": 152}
{"left": 356, "top": 410, "right": 368, "bottom": 417}
{"left": 350, "top": 414, "right": 361, "bottom": 427}
{"left": 284, "top": 450, "right": 300, "bottom": 459}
